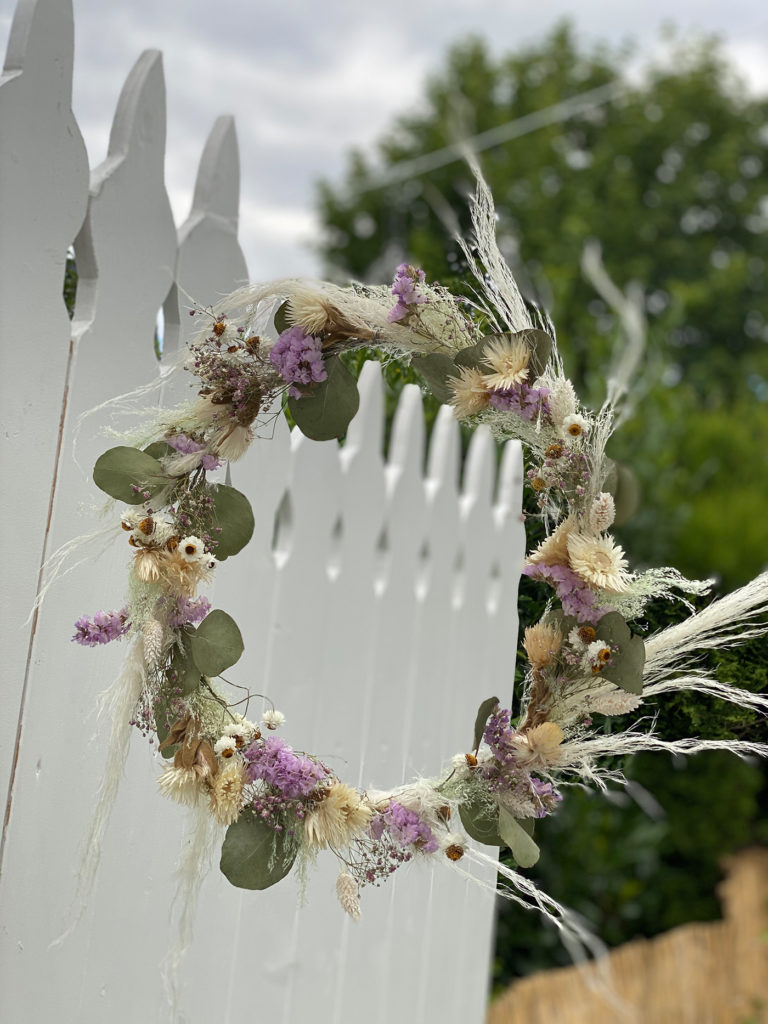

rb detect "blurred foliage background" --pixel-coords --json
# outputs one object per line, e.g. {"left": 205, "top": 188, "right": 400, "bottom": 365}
{"left": 315, "top": 24, "right": 768, "bottom": 986}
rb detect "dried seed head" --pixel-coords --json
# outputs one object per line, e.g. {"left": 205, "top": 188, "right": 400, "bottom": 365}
{"left": 465, "top": 753, "right": 478, "bottom": 768}
{"left": 546, "top": 443, "right": 564, "bottom": 459}
{"left": 121, "top": 520, "right": 132, "bottom": 531}
{"left": 438, "top": 805, "right": 451, "bottom": 821}
{"left": 138, "top": 517, "right": 154, "bottom": 536}
{"left": 531, "top": 477, "right": 547, "bottom": 491}
{"left": 213, "top": 320, "right": 227, "bottom": 337}
{"left": 578, "top": 626, "right": 597, "bottom": 643}
{"left": 166, "top": 535, "right": 180, "bottom": 552}
{"left": 445, "top": 844, "right": 464, "bottom": 862}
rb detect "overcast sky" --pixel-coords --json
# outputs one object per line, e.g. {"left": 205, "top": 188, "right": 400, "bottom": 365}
{"left": 2, "top": 1, "right": 767, "bottom": 280}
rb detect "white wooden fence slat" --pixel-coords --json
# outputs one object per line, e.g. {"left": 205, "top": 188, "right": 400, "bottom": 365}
{"left": 0, "top": 0, "right": 89, "bottom": 813}
{"left": 0, "top": 1, "right": 526, "bottom": 1019}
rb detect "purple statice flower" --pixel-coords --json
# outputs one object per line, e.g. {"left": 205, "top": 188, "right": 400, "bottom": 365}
{"left": 529, "top": 777, "right": 563, "bottom": 818}
{"left": 200, "top": 454, "right": 221, "bottom": 471}
{"left": 387, "top": 263, "right": 428, "bottom": 323}
{"left": 166, "top": 595, "right": 211, "bottom": 628}
{"left": 523, "top": 563, "right": 611, "bottom": 623}
{"left": 72, "top": 607, "right": 130, "bottom": 646}
{"left": 370, "top": 801, "right": 438, "bottom": 853}
{"left": 489, "top": 382, "right": 551, "bottom": 422}
{"left": 243, "top": 735, "right": 329, "bottom": 799}
{"left": 166, "top": 434, "right": 203, "bottom": 455}
{"left": 269, "top": 326, "right": 327, "bottom": 398}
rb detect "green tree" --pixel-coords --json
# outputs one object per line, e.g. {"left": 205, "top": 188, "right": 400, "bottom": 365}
{"left": 317, "top": 24, "right": 768, "bottom": 590}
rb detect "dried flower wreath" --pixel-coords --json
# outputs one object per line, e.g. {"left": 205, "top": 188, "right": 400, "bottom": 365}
{"left": 72, "top": 172, "right": 768, "bottom": 947}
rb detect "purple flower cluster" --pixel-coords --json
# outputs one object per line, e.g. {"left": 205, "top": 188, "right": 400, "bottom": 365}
{"left": 166, "top": 595, "right": 211, "bottom": 628}
{"left": 481, "top": 705, "right": 521, "bottom": 793}
{"left": 269, "top": 327, "right": 327, "bottom": 398}
{"left": 523, "top": 563, "right": 610, "bottom": 623}
{"left": 387, "top": 264, "right": 428, "bottom": 323}
{"left": 370, "top": 801, "right": 438, "bottom": 853}
{"left": 72, "top": 607, "right": 130, "bottom": 646}
{"left": 529, "top": 777, "right": 562, "bottom": 818}
{"left": 165, "top": 434, "right": 220, "bottom": 471}
{"left": 489, "top": 382, "right": 551, "bottom": 422}
{"left": 243, "top": 735, "right": 329, "bottom": 799}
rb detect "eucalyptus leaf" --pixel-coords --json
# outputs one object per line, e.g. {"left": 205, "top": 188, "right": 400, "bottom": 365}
{"left": 92, "top": 446, "right": 167, "bottom": 504}
{"left": 166, "top": 644, "right": 203, "bottom": 696}
{"left": 274, "top": 300, "right": 291, "bottom": 335}
{"left": 187, "top": 610, "right": 244, "bottom": 677}
{"left": 595, "top": 612, "right": 645, "bottom": 695}
{"left": 602, "top": 634, "right": 646, "bottom": 695}
{"left": 154, "top": 699, "right": 176, "bottom": 759}
{"left": 458, "top": 798, "right": 502, "bottom": 847}
{"left": 143, "top": 440, "right": 175, "bottom": 462}
{"left": 220, "top": 811, "right": 297, "bottom": 890}
{"left": 453, "top": 333, "right": 506, "bottom": 370}
{"left": 288, "top": 355, "right": 360, "bottom": 441}
{"left": 498, "top": 808, "right": 541, "bottom": 867}
{"left": 518, "top": 328, "right": 553, "bottom": 378}
{"left": 411, "top": 353, "right": 457, "bottom": 404}
{"left": 472, "top": 696, "right": 500, "bottom": 752}
{"left": 208, "top": 483, "right": 255, "bottom": 560}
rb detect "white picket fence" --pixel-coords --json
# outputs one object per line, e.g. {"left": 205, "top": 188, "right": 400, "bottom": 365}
{"left": 0, "top": 1, "right": 526, "bottom": 1021}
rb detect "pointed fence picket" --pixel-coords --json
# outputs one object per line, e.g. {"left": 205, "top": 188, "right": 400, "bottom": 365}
{"left": 0, "top": 1, "right": 527, "bottom": 1021}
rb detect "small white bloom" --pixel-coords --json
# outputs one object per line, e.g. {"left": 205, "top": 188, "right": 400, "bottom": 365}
{"left": 562, "top": 413, "right": 589, "bottom": 440}
{"left": 214, "top": 736, "right": 238, "bottom": 758}
{"left": 178, "top": 535, "right": 206, "bottom": 562}
{"left": 262, "top": 709, "right": 285, "bottom": 730}
{"left": 223, "top": 718, "right": 258, "bottom": 745}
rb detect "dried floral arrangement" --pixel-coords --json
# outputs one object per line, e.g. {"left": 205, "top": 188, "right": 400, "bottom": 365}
{"left": 71, "top": 172, "right": 768, "bottom": 947}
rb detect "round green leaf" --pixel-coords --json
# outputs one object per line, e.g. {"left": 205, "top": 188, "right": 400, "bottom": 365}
{"left": 187, "top": 609, "right": 244, "bottom": 677}
{"left": 274, "top": 300, "right": 291, "bottom": 335}
{"left": 453, "top": 333, "right": 505, "bottom": 370}
{"left": 220, "top": 811, "right": 297, "bottom": 890}
{"left": 518, "top": 328, "right": 553, "bottom": 378}
{"left": 411, "top": 353, "right": 457, "bottom": 404}
{"left": 93, "top": 446, "right": 167, "bottom": 504}
{"left": 459, "top": 798, "right": 502, "bottom": 846}
{"left": 499, "top": 808, "right": 541, "bottom": 867}
{"left": 166, "top": 644, "right": 204, "bottom": 696}
{"left": 143, "top": 440, "right": 175, "bottom": 461}
{"left": 208, "top": 483, "right": 255, "bottom": 560}
{"left": 288, "top": 355, "right": 360, "bottom": 441}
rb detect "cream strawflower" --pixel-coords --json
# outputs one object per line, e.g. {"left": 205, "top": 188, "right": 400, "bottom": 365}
{"left": 178, "top": 535, "right": 205, "bottom": 563}
{"left": 481, "top": 336, "right": 530, "bottom": 390}
{"left": 157, "top": 764, "right": 208, "bottom": 806}
{"left": 567, "top": 532, "right": 631, "bottom": 593}
{"left": 514, "top": 722, "right": 565, "bottom": 768}
{"left": 448, "top": 365, "right": 490, "bottom": 418}
{"left": 209, "top": 759, "right": 246, "bottom": 826}
{"left": 304, "top": 783, "right": 373, "bottom": 850}
{"left": 526, "top": 517, "right": 576, "bottom": 567}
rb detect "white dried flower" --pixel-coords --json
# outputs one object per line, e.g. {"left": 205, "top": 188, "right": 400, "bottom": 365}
{"left": 262, "top": 709, "right": 285, "bottom": 730}
{"left": 584, "top": 640, "right": 613, "bottom": 673}
{"left": 448, "top": 365, "right": 490, "bottom": 418}
{"left": 214, "top": 736, "right": 238, "bottom": 758}
{"left": 209, "top": 759, "right": 246, "bottom": 825}
{"left": 589, "top": 492, "right": 616, "bottom": 533}
{"left": 178, "top": 536, "right": 206, "bottom": 563}
{"left": 304, "top": 783, "right": 373, "bottom": 849}
{"left": 568, "top": 533, "right": 631, "bottom": 593}
{"left": 481, "top": 335, "right": 530, "bottom": 390}
{"left": 223, "top": 719, "right": 259, "bottom": 746}
{"left": 157, "top": 764, "right": 207, "bottom": 806}
{"left": 562, "top": 413, "right": 590, "bottom": 440}
{"left": 336, "top": 871, "right": 361, "bottom": 921}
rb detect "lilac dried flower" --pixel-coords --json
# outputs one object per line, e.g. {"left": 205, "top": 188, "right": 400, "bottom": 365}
{"left": 269, "top": 327, "right": 327, "bottom": 397}
{"left": 72, "top": 607, "right": 130, "bottom": 646}
{"left": 523, "top": 563, "right": 611, "bottom": 623}
{"left": 166, "top": 595, "right": 211, "bottom": 628}
{"left": 370, "top": 801, "right": 438, "bottom": 853}
{"left": 488, "top": 381, "right": 551, "bottom": 422}
{"left": 243, "top": 735, "right": 329, "bottom": 799}
{"left": 387, "top": 264, "right": 428, "bottom": 323}
{"left": 166, "top": 434, "right": 203, "bottom": 455}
